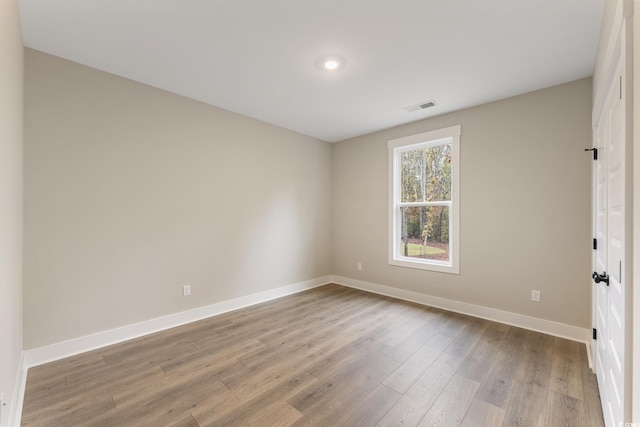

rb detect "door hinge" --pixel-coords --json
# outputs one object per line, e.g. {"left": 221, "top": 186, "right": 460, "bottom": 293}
{"left": 593, "top": 328, "right": 597, "bottom": 340}
{"left": 593, "top": 238, "right": 597, "bottom": 250}
{"left": 584, "top": 148, "right": 598, "bottom": 160}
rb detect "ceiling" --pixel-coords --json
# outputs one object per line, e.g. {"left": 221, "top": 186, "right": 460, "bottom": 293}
{"left": 18, "top": 0, "right": 605, "bottom": 142}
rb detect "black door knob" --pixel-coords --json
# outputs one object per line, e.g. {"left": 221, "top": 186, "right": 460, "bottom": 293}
{"left": 592, "top": 271, "right": 609, "bottom": 286}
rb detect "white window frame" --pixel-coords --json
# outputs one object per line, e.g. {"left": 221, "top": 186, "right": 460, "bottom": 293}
{"left": 388, "top": 125, "right": 460, "bottom": 274}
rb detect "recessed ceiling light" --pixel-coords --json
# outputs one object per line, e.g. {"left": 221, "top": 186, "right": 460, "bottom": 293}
{"left": 324, "top": 60, "right": 339, "bottom": 70}
{"left": 316, "top": 54, "right": 345, "bottom": 71}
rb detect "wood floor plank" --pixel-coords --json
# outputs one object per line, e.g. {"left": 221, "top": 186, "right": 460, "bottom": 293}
{"left": 382, "top": 332, "right": 453, "bottom": 394}
{"left": 500, "top": 332, "right": 553, "bottom": 427}
{"left": 302, "top": 333, "right": 391, "bottom": 380}
{"left": 475, "top": 327, "right": 532, "bottom": 409}
{"left": 21, "top": 375, "right": 67, "bottom": 414}
{"left": 456, "top": 322, "right": 508, "bottom": 382}
{"left": 85, "top": 407, "right": 201, "bottom": 427}
{"left": 289, "top": 356, "right": 400, "bottom": 426}
{"left": 417, "top": 374, "right": 480, "bottom": 427}
{"left": 444, "top": 317, "right": 489, "bottom": 359}
{"left": 21, "top": 284, "right": 605, "bottom": 427}
{"left": 25, "top": 364, "right": 167, "bottom": 418}
{"left": 546, "top": 390, "right": 584, "bottom": 427}
{"left": 21, "top": 393, "right": 116, "bottom": 427}
{"left": 242, "top": 402, "right": 303, "bottom": 427}
{"left": 288, "top": 349, "right": 396, "bottom": 413}
{"left": 438, "top": 312, "right": 472, "bottom": 338}
{"left": 238, "top": 298, "right": 391, "bottom": 370}
{"left": 190, "top": 372, "right": 316, "bottom": 426}
{"left": 550, "top": 337, "right": 584, "bottom": 400}
{"left": 218, "top": 284, "right": 347, "bottom": 324}
{"left": 94, "top": 377, "right": 227, "bottom": 426}
{"left": 579, "top": 344, "right": 605, "bottom": 427}
{"left": 220, "top": 286, "right": 366, "bottom": 333}
{"left": 65, "top": 351, "right": 178, "bottom": 389}
{"left": 160, "top": 338, "right": 264, "bottom": 374}
{"left": 25, "top": 352, "right": 106, "bottom": 383}
{"left": 220, "top": 323, "right": 389, "bottom": 392}
{"left": 334, "top": 384, "right": 402, "bottom": 427}
{"left": 253, "top": 296, "right": 375, "bottom": 347}
{"left": 373, "top": 303, "right": 438, "bottom": 347}
{"left": 101, "top": 332, "right": 199, "bottom": 366}
{"left": 384, "top": 311, "right": 445, "bottom": 363}
{"left": 376, "top": 352, "right": 465, "bottom": 427}
{"left": 460, "top": 398, "right": 505, "bottom": 427}
{"left": 233, "top": 288, "right": 369, "bottom": 345}
{"left": 150, "top": 412, "right": 201, "bottom": 427}
{"left": 112, "top": 365, "right": 227, "bottom": 410}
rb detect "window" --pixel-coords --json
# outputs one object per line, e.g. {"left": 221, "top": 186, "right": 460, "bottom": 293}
{"left": 388, "top": 125, "right": 460, "bottom": 274}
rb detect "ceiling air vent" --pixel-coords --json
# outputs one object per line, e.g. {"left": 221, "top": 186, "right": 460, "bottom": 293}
{"left": 403, "top": 100, "right": 438, "bottom": 113}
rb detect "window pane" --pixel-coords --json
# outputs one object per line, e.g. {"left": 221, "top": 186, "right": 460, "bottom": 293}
{"left": 399, "top": 206, "right": 450, "bottom": 262}
{"left": 400, "top": 143, "right": 451, "bottom": 203}
{"left": 400, "top": 150, "right": 423, "bottom": 202}
{"left": 424, "top": 144, "right": 452, "bottom": 202}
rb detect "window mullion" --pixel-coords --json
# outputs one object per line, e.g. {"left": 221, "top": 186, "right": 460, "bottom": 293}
{"left": 397, "top": 201, "right": 452, "bottom": 207}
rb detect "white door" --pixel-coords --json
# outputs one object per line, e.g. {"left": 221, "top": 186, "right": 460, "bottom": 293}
{"left": 593, "top": 55, "right": 626, "bottom": 427}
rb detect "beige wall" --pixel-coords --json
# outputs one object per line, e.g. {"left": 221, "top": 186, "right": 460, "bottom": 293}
{"left": 332, "top": 78, "right": 592, "bottom": 328}
{"left": 24, "top": 49, "right": 332, "bottom": 349}
{"left": 0, "top": 0, "right": 24, "bottom": 422}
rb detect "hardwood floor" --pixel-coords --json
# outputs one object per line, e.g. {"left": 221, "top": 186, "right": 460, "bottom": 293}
{"left": 21, "top": 284, "right": 604, "bottom": 426}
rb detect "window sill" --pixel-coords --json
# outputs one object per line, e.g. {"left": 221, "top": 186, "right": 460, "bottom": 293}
{"left": 389, "top": 257, "right": 459, "bottom": 274}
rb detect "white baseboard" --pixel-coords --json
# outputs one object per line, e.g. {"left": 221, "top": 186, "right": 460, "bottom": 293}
{"left": 23, "top": 276, "right": 332, "bottom": 370}
{"left": 331, "top": 275, "right": 592, "bottom": 346}
{"left": 586, "top": 339, "right": 594, "bottom": 372}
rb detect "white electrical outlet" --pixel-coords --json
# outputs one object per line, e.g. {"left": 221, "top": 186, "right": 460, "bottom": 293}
{"left": 183, "top": 285, "right": 191, "bottom": 296}
{"left": 357, "top": 262, "right": 362, "bottom": 271}
{"left": 531, "top": 290, "right": 541, "bottom": 302}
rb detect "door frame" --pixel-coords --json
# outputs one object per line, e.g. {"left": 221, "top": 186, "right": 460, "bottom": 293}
{"left": 591, "top": 0, "right": 634, "bottom": 423}
{"left": 632, "top": 2, "right": 640, "bottom": 421}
